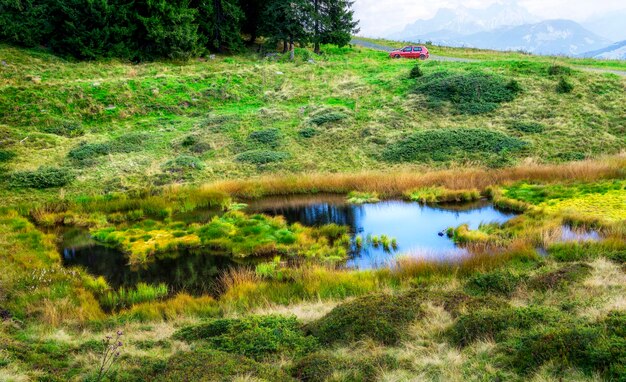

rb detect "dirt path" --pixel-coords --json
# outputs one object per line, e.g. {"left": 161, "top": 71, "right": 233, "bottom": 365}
{"left": 350, "top": 38, "right": 626, "bottom": 77}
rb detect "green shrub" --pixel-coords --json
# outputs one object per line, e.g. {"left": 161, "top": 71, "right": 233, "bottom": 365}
{"left": 291, "top": 352, "right": 342, "bottom": 382}
{"left": 547, "top": 64, "right": 572, "bottom": 76}
{"left": 382, "top": 128, "right": 526, "bottom": 163}
{"left": 161, "top": 155, "right": 204, "bottom": 173}
{"left": 414, "top": 71, "right": 521, "bottom": 114}
{"left": 68, "top": 132, "right": 150, "bottom": 163}
{"left": 309, "top": 111, "right": 348, "bottom": 126}
{"left": 8, "top": 167, "right": 74, "bottom": 189}
{"left": 235, "top": 150, "right": 290, "bottom": 165}
{"left": 0, "top": 150, "right": 16, "bottom": 163}
{"left": 174, "top": 315, "right": 318, "bottom": 360}
{"left": 156, "top": 348, "right": 292, "bottom": 382}
{"left": 448, "top": 306, "right": 566, "bottom": 347}
{"left": 41, "top": 120, "right": 85, "bottom": 137}
{"left": 248, "top": 129, "right": 282, "bottom": 148}
{"left": 509, "top": 121, "right": 545, "bottom": 134}
{"left": 465, "top": 269, "right": 522, "bottom": 297}
{"left": 180, "top": 135, "right": 212, "bottom": 154}
{"left": 556, "top": 77, "right": 574, "bottom": 94}
{"left": 306, "top": 291, "right": 423, "bottom": 345}
{"left": 298, "top": 127, "right": 318, "bottom": 138}
{"left": 409, "top": 64, "right": 423, "bottom": 79}
{"left": 68, "top": 142, "right": 111, "bottom": 161}
{"left": 528, "top": 263, "right": 592, "bottom": 291}
{"left": 502, "top": 313, "right": 626, "bottom": 379}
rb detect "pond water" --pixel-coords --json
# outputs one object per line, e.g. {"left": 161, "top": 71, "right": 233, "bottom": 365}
{"left": 59, "top": 195, "right": 518, "bottom": 294}
{"left": 246, "top": 195, "right": 518, "bottom": 268}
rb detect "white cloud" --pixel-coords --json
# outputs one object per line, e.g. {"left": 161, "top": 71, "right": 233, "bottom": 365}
{"left": 354, "top": 0, "right": 626, "bottom": 37}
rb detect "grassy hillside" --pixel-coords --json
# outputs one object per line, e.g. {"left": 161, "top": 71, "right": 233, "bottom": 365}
{"left": 0, "top": 43, "right": 625, "bottom": 382}
{"left": 1, "top": 43, "right": 624, "bottom": 204}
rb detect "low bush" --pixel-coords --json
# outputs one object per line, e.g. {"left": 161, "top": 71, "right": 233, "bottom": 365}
{"left": 448, "top": 306, "right": 566, "bottom": 347}
{"left": 509, "top": 121, "right": 545, "bottom": 134}
{"left": 464, "top": 269, "right": 523, "bottom": 297}
{"left": 235, "top": 150, "right": 290, "bottom": 165}
{"left": 180, "top": 135, "right": 212, "bottom": 154}
{"left": 68, "top": 132, "right": 150, "bottom": 163}
{"left": 291, "top": 352, "right": 341, "bottom": 382}
{"left": 41, "top": 120, "right": 84, "bottom": 137}
{"left": 309, "top": 111, "right": 348, "bottom": 126}
{"left": 409, "top": 64, "right": 423, "bottom": 79}
{"left": 174, "top": 315, "right": 318, "bottom": 360}
{"left": 248, "top": 128, "right": 282, "bottom": 148}
{"left": 8, "top": 167, "right": 74, "bottom": 189}
{"left": 528, "top": 263, "right": 592, "bottom": 291}
{"left": 503, "top": 312, "right": 626, "bottom": 379}
{"left": 556, "top": 77, "right": 574, "bottom": 94}
{"left": 382, "top": 128, "right": 526, "bottom": 163}
{"left": 161, "top": 155, "right": 204, "bottom": 173}
{"left": 298, "top": 127, "right": 318, "bottom": 138}
{"left": 306, "top": 291, "right": 423, "bottom": 345}
{"left": 547, "top": 64, "right": 572, "bottom": 76}
{"left": 0, "top": 149, "right": 16, "bottom": 163}
{"left": 414, "top": 71, "right": 521, "bottom": 114}
{"left": 155, "top": 348, "right": 292, "bottom": 382}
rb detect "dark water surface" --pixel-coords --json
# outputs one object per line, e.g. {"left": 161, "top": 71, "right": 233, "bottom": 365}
{"left": 60, "top": 195, "right": 518, "bottom": 293}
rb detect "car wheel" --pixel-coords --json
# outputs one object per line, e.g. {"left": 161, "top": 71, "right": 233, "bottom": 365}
{"left": 419, "top": 54, "right": 426, "bottom": 60}
{"left": 394, "top": 54, "right": 401, "bottom": 59}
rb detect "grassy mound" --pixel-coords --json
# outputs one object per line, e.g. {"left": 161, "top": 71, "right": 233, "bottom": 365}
{"left": 405, "top": 186, "right": 480, "bottom": 203}
{"left": 248, "top": 128, "right": 283, "bottom": 148}
{"left": 155, "top": 348, "right": 293, "bottom": 382}
{"left": 414, "top": 71, "right": 521, "bottom": 114}
{"left": 235, "top": 150, "right": 290, "bottom": 165}
{"left": 464, "top": 269, "right": 523, "bottom": 297}
{"left": 382, "top": 128, "right": 526, "bottom": 163}
{"left": 509, "top": 121, "right": 545, "bottom": 134}
{"left": 161, "top": 155, "right": 204, "bottom": 173}
{"left": 68, "top": 132, "right": 151, "bottom": 165}
{"left": 503, "top": 311, "right": 626, "bottom": 379}
{"left": 174, "top": 315, "right": 318, "bottom": 360}
{"left": 41, "top": 120, "right": 85, "bottom": 137}
{"left": 448, "top": 306, "right": 566, "bottom": 347}
{"left": 7, "top": 166, "right": 74, "bottom": 189}
{"left": 528, "top": 263, "right": 592, "bottom": 291}
{"left": 306, "top": 291, "right": 424, "bottom": 345}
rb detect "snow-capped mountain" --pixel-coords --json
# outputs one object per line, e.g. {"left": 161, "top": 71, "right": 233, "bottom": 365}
{"left": 389, "top": 2, "right": 537, "bottom": 40}
{"left": 397, "top": 19, "right": 610, "bottom": 57}
{"left": 580, "top": 40, "right": 626, "bottom": 60}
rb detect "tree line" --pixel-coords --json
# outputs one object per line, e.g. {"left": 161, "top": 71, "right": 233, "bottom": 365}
{"left": 0, "top": 0, "right": 358, "bottom": 60}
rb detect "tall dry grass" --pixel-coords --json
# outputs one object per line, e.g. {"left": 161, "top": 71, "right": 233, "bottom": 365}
{"left": 204, "top": 156, "right": 625, "bottom": 199}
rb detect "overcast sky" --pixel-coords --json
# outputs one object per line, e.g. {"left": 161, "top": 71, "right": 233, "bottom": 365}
{"left": 354, "top": 0, "right": 626, "bottom": 37}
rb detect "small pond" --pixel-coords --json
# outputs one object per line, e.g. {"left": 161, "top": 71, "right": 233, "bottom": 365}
{"left": 246, "top": 195, "right": 518, "bottom": 268}
{"left": 59, "top": 195, "right": 519, "bottom": 294}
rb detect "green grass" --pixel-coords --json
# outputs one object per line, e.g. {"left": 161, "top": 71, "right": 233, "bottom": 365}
{"left": 1, "top": 43, "right": 624, "bottom": 205}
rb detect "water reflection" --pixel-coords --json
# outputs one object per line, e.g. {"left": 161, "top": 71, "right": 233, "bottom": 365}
{"left": 247, "top": 195, "right": 518, "bottom": 269}
{"left": 60, "top": 228, "right": 237, "bottom": 294}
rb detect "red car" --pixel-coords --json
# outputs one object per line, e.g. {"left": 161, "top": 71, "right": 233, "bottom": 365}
{"left": 389, "top": 45, "right": 429, "bottom": 60}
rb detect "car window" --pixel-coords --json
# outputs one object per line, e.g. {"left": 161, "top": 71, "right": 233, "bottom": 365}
{"left": 403, "top": 47, "right": 412, "bottom": 52}
{"left": 413, "top": 47, "right": 422, "bottom": 52}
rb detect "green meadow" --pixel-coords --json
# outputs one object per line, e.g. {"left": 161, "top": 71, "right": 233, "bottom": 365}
{"left": 0, "top": 42, "right": 625, "bottom": 381}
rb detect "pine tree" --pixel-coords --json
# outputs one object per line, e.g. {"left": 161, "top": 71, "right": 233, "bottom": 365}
{"left": 196, "top": 0, "right": 244, "bottom": 52}
{"left": 320, "top": 0, "right": 358, "bottom": 47}
{"left": 260, "top": 0, "right": 311, "bottom": 53}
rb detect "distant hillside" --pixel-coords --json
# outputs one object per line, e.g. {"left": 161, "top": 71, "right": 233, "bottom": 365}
{"left": 400, "top": 20, "right": 610, "bottom": 57}
{"left": 390, "top": 2, "right": 536, "bottom": 40}
{"left": 580, "top": 40, "right": 626, "bottom": 60}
